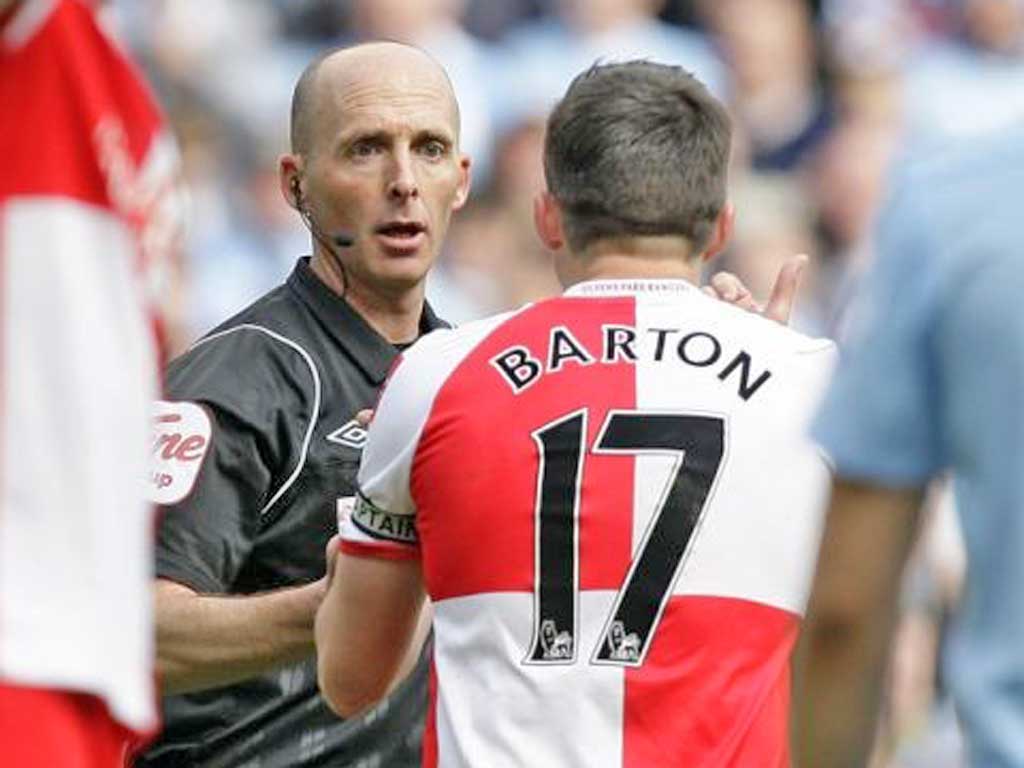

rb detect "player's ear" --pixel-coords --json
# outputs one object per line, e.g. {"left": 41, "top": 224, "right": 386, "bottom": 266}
{"left": 452, "top": 154, "right": 472, "bottom": 212}
{"left": 279, "top": 154, "right": 304, "bottom": 211}
{"left": 533, "top": 191, "right": 565, "bottom": 251}
{"left": 702, "top": 202, "right": 735, "bottom": 263}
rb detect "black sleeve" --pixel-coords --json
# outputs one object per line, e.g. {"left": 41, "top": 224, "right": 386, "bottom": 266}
{"left": 155, "top": 328, "right": 317, "bottom": 593}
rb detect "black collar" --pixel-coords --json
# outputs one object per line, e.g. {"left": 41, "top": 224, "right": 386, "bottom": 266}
{"left": 287, "top": 257, "right": 449, "bottom": 385}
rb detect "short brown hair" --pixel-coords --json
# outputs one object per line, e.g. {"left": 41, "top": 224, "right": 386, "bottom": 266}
{"left": 544, "top": 61, "right": 732, "bottom": 253}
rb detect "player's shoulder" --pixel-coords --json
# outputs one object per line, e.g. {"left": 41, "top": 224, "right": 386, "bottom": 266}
{"left": 677, "top": 293, "right": 839, "bottom": 398}
{"left": 696, "top": 290, "right": 836, "bottom": 362}
{"left": 381, "top": 308, "right": 525, "bottom": 405}
{"left": 366, "top": 310, "right": 526, "bottom": 443}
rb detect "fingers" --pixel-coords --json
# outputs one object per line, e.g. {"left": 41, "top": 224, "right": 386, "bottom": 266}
{"left": 704, "top": 255, "right": 807, "bottom": 325}
{"left": 763, "top": 254, "right": 808, "bottom": 325}
{"left": 355, "top": 409, "right": 374, "bottom": 428}
{"left": 706, "top": 271, "right": 760, "bottom": 313}
{"left": 708, "top": 271, "right": 745, "bottom": 302}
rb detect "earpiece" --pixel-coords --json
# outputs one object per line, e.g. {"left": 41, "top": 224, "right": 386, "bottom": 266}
{"left": 290, "top": 175, "right": 355, "bottom": 251}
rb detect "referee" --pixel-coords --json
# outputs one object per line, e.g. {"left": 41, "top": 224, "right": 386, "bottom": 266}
{"left": 136, "top": 42, "right": 470, "bottom": 767}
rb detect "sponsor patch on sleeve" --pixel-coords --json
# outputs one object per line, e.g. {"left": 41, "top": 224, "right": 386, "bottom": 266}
{"left": 149, "top": 400, "right": 212, "bottom": 505}
{"left": 349, "top": 492, "right": 418, "bottom": 545}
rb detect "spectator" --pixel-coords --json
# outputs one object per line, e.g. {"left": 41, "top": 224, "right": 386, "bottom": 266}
{"left": 807, "top": 114, "right": 900, "bottom": 337}
{"left": 902, "top": 0, "right": 1024, "bottom": 153}
{"left": 702, "top": 0, "right": 832, "bottom": 172}
{"left": 496, "top": 0, "right": 726, "bottom": 133}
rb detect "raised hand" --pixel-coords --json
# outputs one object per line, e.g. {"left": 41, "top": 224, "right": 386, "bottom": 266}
{"left": 703, "top": 254, "right": 808, "bottom": 326}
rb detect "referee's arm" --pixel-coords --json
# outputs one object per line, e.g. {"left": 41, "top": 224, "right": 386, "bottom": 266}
{"left": 152, "top": 335, "right": 323, "bottom": 694}
{"left": 156, "top": 578, "right": 327, "bottom": 695}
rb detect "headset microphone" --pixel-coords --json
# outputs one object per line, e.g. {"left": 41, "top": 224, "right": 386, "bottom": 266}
{"left": 292, "top": 179, "right": 355, "bottom": 251}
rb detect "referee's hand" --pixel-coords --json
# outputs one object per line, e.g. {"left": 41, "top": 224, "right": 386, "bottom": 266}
{"left": 703, "top": 254, "right": 807, "bottom": 326}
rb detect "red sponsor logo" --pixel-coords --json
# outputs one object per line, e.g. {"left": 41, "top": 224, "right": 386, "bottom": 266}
{"left": 149, "top": 401, "right": 212, "bottom": 505}
{"left": 152, "top": 413, "right": 208, "bottom": 462}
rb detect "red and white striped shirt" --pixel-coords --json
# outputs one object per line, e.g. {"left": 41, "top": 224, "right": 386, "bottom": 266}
{"left": 343, "top": 279, "right": 836, "bottom": 767}
{"left": 0, "top": 0, "right": 182, "bottom": 733}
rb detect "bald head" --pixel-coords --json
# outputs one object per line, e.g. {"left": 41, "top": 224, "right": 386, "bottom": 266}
{"left": 290, "top": 42, "right": 460, "bottom": 157}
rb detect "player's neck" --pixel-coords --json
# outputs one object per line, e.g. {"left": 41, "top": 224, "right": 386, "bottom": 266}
{"left": 562, "top": 238, "right": 703, "bottom": 287}
{"left": 311, "top": 251, "right": 425, "bottom": 345}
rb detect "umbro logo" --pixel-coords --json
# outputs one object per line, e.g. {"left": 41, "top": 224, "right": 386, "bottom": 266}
{"left": 326, "top": 419, "right": 368, "bottom": 450}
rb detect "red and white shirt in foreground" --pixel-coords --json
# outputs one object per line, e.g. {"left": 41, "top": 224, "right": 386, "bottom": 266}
{"left": 0, "top": 0, "right": 182, "bottom": 733}
{"left": 342, "top": 280, "right": 836, "bottom": 768}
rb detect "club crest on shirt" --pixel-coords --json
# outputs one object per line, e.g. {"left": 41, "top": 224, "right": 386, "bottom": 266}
{"left": 149, "top": 400, "right": 212, "bottom": 505}
{"left": 326, "top": 419, "right": 368, "bottom": 450}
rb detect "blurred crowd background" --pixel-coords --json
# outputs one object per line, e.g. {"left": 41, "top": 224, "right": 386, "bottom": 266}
{"left": 106, "top": 0, "right": 1024, "bottom": 346}
{"left": 102, "top": 1, "right": 1024, "bottom": 765}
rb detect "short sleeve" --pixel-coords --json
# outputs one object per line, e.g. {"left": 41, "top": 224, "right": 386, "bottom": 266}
{"left": 152, "top": 397, "right": 273, "bottom": 592}
{"left": 152, "top": 329, "right": 313, "bottom": 592}
{"left": 812, "top": 184, "right": 944, "bottom": 486}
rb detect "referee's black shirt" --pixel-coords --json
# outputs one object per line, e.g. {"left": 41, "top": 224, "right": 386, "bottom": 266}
{"left": 138, "top": 257, "right": 444, "bottom": 768}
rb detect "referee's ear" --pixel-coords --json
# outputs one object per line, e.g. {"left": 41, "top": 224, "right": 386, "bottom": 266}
{"left": 452, "top": 153, "right": 472, "bottom": 212}
{"left": 279, "top": 153, "right": 304, "bottom": 211}
{"left": 533, "top": 191, "right": 565, "bottom": 252}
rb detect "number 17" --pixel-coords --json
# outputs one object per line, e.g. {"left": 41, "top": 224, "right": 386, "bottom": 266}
{"left": 525, "top": 409, "right": 726, "bottom": 668}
